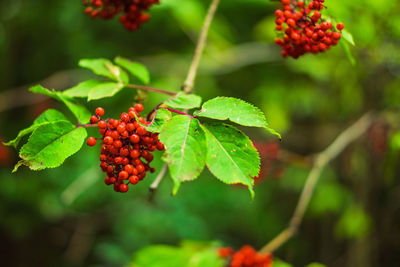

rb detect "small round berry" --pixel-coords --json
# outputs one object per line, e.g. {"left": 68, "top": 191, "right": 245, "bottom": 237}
{"left": 90, "top": 116, "right": 99, "bottom": 124}
{"left": 129, "top": 175, "right": 139, "bottom": 185}
{"left": 119, "top": 171, "right": 129, "bottom": 180}
{"left": 103, "top": 136, "right": 114, "bottom": 145}
{"left": 87, "top": 137, "right": 97, "bottom": 146}
{"left": 130, "top": 134, "right": 140, "bottom": 144}
{"left": 98, "top": 120, "right": 107, "bottom": 129}
{"left": 119, "top": 183, "right": 129, "bottom": 193}
{"left": 95, "top": 107, "right": 105, "bottom": 117}
{"left": 135, "top": 103, "right": 144, "bottom": 112}
{"left": 136, "top": 126, "right": 147, "bottom": 136}
{"left": 156, "top": 142, "right": 165, "bottom": 151}
{"left": 336, "top": 23, "right": 344, "bottom": 31}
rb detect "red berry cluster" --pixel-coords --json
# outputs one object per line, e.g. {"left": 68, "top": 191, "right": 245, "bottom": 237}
{"left": 218, "top": 246, "right": 273, "bottom": 267}
{"left": 82, "top": 0, "right": 160, "bottom": 31}
{"left": 274, "top": 0, "right": 344, "bottom": 58}
{"left": 86, "top": 105, "right": 165, "bottom": 193}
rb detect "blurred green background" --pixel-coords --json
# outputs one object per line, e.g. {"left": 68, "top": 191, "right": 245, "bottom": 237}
{"left": 1, "top": 0, "right": 400, "bottom": 266}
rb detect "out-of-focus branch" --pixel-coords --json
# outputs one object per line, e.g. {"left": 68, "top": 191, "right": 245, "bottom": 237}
{"left": 182, "top": 0, "right": 220, "bottom": 93}
{"left": 260, "top": 112, "right": 374, "bottom": 254}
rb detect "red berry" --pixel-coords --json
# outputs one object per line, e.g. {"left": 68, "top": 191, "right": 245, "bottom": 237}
{"left": 119, "top": 183, "right": 129, "bottom": 193}
{"left": 90, "top": 116, "right": 99, "bottom": 124}
{"left": 87, "top": 137, "right": 97, "bottom": 146}
{"left": 135, "top": 103, "right": 144, "bottom": 112}
{"left": 95, "top": 107, "right": 105, "bottom": 117}
{"left": 336, "top": 23, "right": 344, "bottom": 31}
{"left": 129, "top": 175, "right": 139, "bottom": 185}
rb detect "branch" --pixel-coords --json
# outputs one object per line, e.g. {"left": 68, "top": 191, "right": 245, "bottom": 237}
{"left": 148, "top": 163, "right": 168, "bottom": 202}
{"left": 259, "top": 112, "right": 374, "bottom": 254}
{"left": 182, "top": 0, "right": 220, "bottom": 93}
{"left": 127, "top": 84, "right": 176, "bottom": 96}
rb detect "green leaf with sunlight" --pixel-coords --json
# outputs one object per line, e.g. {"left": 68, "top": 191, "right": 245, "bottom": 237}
{"left": 79, "top": 58, "right": 129, "bottom": 83}
{"left": 4, "top": 109, "right": 68, "bottom": 148}
{"left": 159, "top": 115, "right": 207, "bottom": 194}
{"left": 164, "top": 92, "right": 202, "bottom": 109}
{"left": 144, "top": 108, "right": 172, "bottom": 133}
{"left": 88, "top": 82, "right": 124, "bottom": 101}
{"left": 63, "top": 80, "right": 101, "bottom": 98}
{"left": 30, "top": 85, "right": 91, "bottom": 123}
{"left": 114, "top": 56, "right": 150, "bottom": 84}
{"left": 13, "top": 121, "right": 87, "bottom": 172}
{"left": 194, "top": 97, "right": 280, "bottom": 138}
{"left": 200, "top": 122, "right": 260, "bottom": 198}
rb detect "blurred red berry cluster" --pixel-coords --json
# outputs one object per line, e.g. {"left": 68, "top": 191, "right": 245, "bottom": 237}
{"left": 218, "top": 246, "right": 273, "bottom": 267}
{"left": 274, "top": 0, "right": 344, "bottom": 58}
{"left": 87, "top": 105, "right": 165, "bottom": 193}
{"left": 83, "top": 0, "right": 160, "bottom": 31}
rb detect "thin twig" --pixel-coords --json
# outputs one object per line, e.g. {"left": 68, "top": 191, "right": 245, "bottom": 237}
{"left": 127, "top": 84, "right": 176, "bottom": 96}
{"left": 259, "top": 112, "right": 374, "bottom": 254}
{"left": 182, "top": 0, "right": 220, "bottom": 93}
{"left": 148, "top": 163, "right": 168, "bottom": 202}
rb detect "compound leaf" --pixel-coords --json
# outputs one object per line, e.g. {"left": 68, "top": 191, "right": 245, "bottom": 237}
{"left": 164, "top": 92, "right": 202, "bottom": 109}
{"left": 79, "top": 58, "right": 129, "bottom": 83}
{"left": 13, "top": 121, "right": 87, "bottom": 172}
{"left": 159, "top": 115, "right": 207, "bottom": 194}
{"left": 201, "top": 122, "right": 260, "bottom": 198}
{"left": 4, "top": 109, "right": 68, "bottom": 148}
{"left": 115, "top": 56, "right": 150, "bottom": 84}
{"left": 88, "top": 82, "right": 124, "bottom": 101}
{"left": 63, "top": 80, "right": 101, "bottom": 98}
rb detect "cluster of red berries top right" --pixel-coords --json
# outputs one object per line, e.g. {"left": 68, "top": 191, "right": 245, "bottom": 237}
{"left": 83, "top": 0, "right": 160, "bottom": 31}
{"left": 218, "top": 246, "right": 273, "bottom": 267}
{"left": 86, "top": 104, "right": 165, "bottom": 193}
{"left": 274, "top": 0, "right": 344, "bottom": 58}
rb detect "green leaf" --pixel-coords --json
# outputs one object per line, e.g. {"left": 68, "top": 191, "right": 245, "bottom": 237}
{"left": 115, "top": 56, "right": 150, "bottom": 84}
{"left": 306, "top": 263, "right": 327, "bottom": 267}
{"left": 88, "top": 82, "right": 124, "bottom": 101}
{"left": 164, "top": 92, "right": 202, "bottom": 109}
{"left": 159, "top": 115, "right": 207, "bottom": 194}
{"left": 194, "top": 97, "right": 280, "bottom": 138}
{"left": 79, "top": 58, "right": 129, "bottom": 83}
{"left": 273, "top": 259, "right": 294, "bottom": 267}
{"left": 341, "top": 40, "right": 356, "bottom": 66}
{"left": 145, "top": 109, "right": 172, "bottom": 133}
{"left": 201, "top": 122, "right": 260, "bottom": 198}
{"left": 342, "top": 30, "right": 355, "bottom": 46}
{"left": 13, "top": 121, "right": 87, "bottom": 172}
{"left": 30, "top": 85, "right": 91, "bottom": 123}
{"left": 130, "top": 243, "right": 223, "bottom": 267}
{"left": 4, "top": 109, "right": 68, "bottom": 148}
{"left": 131, "top": 245, "right": 189, "bottom": 267}
{"left": 63, "top": 80, "right": 101, "bottom": 98}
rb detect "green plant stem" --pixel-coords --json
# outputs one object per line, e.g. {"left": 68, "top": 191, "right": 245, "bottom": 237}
{"left": 259, "top": 112, "right": 374, "bottom": 254}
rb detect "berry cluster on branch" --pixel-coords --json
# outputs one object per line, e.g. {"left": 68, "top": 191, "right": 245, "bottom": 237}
{"left": 83, "top": 0, "right": 159, "bottom": 31}
{"left": 218, "top": 246, "right": 273, "bottom": 267}
{"left": 86, "top": 105, "right": 165, "bottom": 193}
{"left": 274, "top": 0, "right": 344, "bottom": 58}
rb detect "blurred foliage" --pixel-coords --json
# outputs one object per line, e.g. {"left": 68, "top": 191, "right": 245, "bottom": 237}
{"left": 1, "top": 0, "right": 400, "bottom": 266}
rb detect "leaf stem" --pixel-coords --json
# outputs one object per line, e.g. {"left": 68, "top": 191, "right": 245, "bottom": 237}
{"left": 166, "top": 108, "right": 195, "bottom": 118}
{"left": 182, "top": 0, "right": 221, "bottom": 93}
{"left": 127, "top": 84, "right": 176, "bottom": 96}
{"left": 259, "top": 112, "right": 374, "bottom": 254}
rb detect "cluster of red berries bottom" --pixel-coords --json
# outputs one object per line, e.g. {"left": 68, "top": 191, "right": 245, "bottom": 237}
{"left": 86, "top": 105, "right": 165, "bottom": 193}
{"left": 274, "top": 0, "right": 344, "bottom": 58}
{"left": 218, "top": 246, "right": 273, "bottom": 267}
{"left": 83, "top": 0, "right": 160, "bottom": 31}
